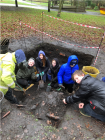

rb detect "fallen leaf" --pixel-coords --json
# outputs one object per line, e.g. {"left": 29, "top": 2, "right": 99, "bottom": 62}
{"left": 63, "top": 127, "right": 67, "bottom": 130}
{"left": 85, "top": 122, "right": 90, "bottom": 128}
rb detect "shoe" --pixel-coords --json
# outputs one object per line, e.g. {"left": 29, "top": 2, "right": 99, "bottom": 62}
{"left": 79, "top": 108, "right": 91, "bottom": 117}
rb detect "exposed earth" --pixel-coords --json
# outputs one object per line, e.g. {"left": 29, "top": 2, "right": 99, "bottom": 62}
{"left": 0, "top": 36, "right": 105, "bottom": 140}
{"left": 1, "top": 5, "right": 105, "bottom": 140}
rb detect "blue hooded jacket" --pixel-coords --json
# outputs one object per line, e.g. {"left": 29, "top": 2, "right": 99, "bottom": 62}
{"left": 15, "top": 49, "right": 26, "bottom": 64}
{"left": 57, "top": 55, "right": 79, "bottom": 84}
{"left": 101, "top": 77, "right": 105, "bottom": 82}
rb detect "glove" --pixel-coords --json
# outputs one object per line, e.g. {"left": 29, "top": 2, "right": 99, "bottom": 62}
{"left": 42, "top": 71, "right": 44, "bottom": 76}
{"left": 40, "top": 72, "right": 42, "bottom": 76}
{"left": 36, "top": 74, "right": 39, "bottom": 77}
{"left": 59, "top": 84, "right": 63, "bottom": 87}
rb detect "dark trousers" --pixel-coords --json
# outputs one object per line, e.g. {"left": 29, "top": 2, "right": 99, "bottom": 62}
{"left": 4, "top": 88, "right": 19, "bottom": 104}
{"left": 17, "top": 79, "right": 28, "bottom": 88}
{"left": 51, "top": 81, "right": 59, "bottom": 88}
{"left": 84, "top": 104, "right": 105, "bottom": 122}
{"left": 63, "top": 83, "right": 73, "bottom": 93}
{"left": 37, "top": 73, "right": 47, "bottom": 83}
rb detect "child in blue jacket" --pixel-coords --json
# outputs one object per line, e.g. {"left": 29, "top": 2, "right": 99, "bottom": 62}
{"left": 57, "top": 55, "right": 79, "bottom": 93}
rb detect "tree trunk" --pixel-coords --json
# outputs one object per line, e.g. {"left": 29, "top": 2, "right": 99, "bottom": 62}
{"left": 74, "top": 0, "right": 76, "bottom": 6}
{"left": 71, "top": 0, "right": 72, "bottom": 6}
{"left": 98, "top": 3, "right": 100, "bottom": 9}
{"left": 61, "top": 0, "right": 64, "bottom": 8}
{"left": 15, "top": 0, "right": 18, "bottom": 7}
{"left": 48, "top": 0, "right": 51, "bottom": 12}
{"left": 52, "top": 0, "right": 54, "bottom": 7}
{"left": 55, "top": 0, "right": 57, "bottom": 5}
{"left": 57, "top": 0, "right": 62, "bottom": 17}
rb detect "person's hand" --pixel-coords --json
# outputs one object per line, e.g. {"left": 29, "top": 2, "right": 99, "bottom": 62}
{"left": 42, "top": 71, "right": 44, "bottom": 76}
{"left": 36, "top": 74, "right": 39, "bottom": 77}
{"left": 79, "top": 103, "right": 84, "bottom": 109}
{"left": 59, "top": 84, "right": 63, "bottom": 87}
{"left": 40, "top": 72, "right": 42, "bottom": 76}
{"left": 63, "top": 99, "right": 67, "bottom": 104}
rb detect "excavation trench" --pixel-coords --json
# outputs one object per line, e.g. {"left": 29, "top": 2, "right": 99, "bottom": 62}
{"left": 14, "top": 43, "right": 94, "bottom": 127}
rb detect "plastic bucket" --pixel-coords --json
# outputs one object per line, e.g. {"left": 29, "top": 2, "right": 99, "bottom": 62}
{"left": 82, "top": 66, "right": 100, "bottom": 78}
{"left": 0, "top": 91, "right": 4, "bottom": 103}
{"left": 47, "top": 73, "right": 52, "bottom": 81}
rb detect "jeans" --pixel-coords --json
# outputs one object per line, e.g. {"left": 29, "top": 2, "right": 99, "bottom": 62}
{"left": 84, "top": 104, "right": 105, "bottom": 122}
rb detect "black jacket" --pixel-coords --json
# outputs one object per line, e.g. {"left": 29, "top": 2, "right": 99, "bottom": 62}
{"left": 50, "top": 58, "right": 60, "bottom": 82}
{"left": 66, "top": 74, "right": 105, "bottom": 115}
{"left": 36, "top": 57, "right": 50, "bottom": 73}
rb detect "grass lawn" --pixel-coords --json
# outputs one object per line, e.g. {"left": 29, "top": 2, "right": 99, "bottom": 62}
{"left": 86, "top": 9, "right": 100, "bottom": 13}
{"left": 1, "top": 7, "right": 105, "bottom": 49}
{"left": 0, "top": 0, "right": 35, "bottom": 5}
{"left": 26, "top": 0, "right": 48, "bottom": 6}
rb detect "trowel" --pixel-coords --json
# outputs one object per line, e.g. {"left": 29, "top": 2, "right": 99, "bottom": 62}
{"left": 37, "top": 75, "right": 44, "bottom": 90}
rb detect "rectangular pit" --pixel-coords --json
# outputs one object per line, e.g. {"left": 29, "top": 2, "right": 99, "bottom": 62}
{"left": 26, "top": 43, "right": 94, "bottom": 69}
{"left": 14, "top": 43, "right": 94, "bottom": 127}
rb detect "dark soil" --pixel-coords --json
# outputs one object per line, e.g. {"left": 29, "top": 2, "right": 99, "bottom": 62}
{"left": 13, "top": 43, "right": 94, "bottom": 128}
{"left": 26, "top": 43, "right": 94, "bottom": 69}
{"left": 1, "top": 40, "right": 105, "bottom": 140}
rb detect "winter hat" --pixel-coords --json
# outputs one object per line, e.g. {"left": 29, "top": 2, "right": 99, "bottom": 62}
{"left": 70, "top": 60, "right": 77, "bottom": 66}
{"left": 38, "top": 50, "right": 46, "bottom": 58}
{"left": 15, "top": 49, "right": 26, "bottom": 64}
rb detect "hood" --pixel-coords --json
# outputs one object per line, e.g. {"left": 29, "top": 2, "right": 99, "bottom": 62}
{"left": 38, "top": 50, "right": 46, "bottom": 58}
{"left": 15, "top": 49, "right": 26, "bottom": 64}
{"left": 101, "top": 77, "right": 105, "bottom": 82}
{"left": 52, "top": 58, "right": 59, "bottom": 70}
{"left": 67, "top": 55, "right": 78, "bottom": 66}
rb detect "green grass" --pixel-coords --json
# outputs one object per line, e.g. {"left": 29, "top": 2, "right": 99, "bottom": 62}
{"left": 26, "top": 0, "right": 48, "bottom": 6}
{"left": 86, "top": 9, "right": 100, "bottom": 13}
{"left": 1, "top": 8, "right": 105, "bottom": 49}
{"left": 0, "top": 0, "right": 35, "bottom": 5}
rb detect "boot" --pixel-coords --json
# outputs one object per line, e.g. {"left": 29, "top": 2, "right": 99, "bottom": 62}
{"left": 79, "top": 108, "right": 91, "bottom": 117}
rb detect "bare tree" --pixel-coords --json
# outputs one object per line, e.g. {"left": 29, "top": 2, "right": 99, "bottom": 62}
{"left": 48, "top": 0, "right": 51, "bottom": 12}
{"left": 15, "top": 0, "right": 18, "bottom": 7}
{"left": 57, "top": 0, "right": 63, "bottom": 17}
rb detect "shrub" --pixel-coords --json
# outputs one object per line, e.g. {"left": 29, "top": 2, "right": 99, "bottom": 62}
{"left": 91, "top": 3, "right": 96, "bottom": 9}
{"left": 94, "top": 6, "right": 99, "bottom": 10}
{"left": 86, "top": 6, "right": 91, "bottom": 9}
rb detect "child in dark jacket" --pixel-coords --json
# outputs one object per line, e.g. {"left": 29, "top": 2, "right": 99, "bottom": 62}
{"left": 63, "top": 70, "right": 105, "bottom": 122}
{"left": 36, "top": 50, "right": 50, "bottom": 82}
{"left": 57, "top": 55, "right": 79, "bottom": 93}
{"left": 16, "top": 58, "right": 37, "bottom": 88}
{"left": 49, "top": 58, "right": 60, "bottom": 88}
